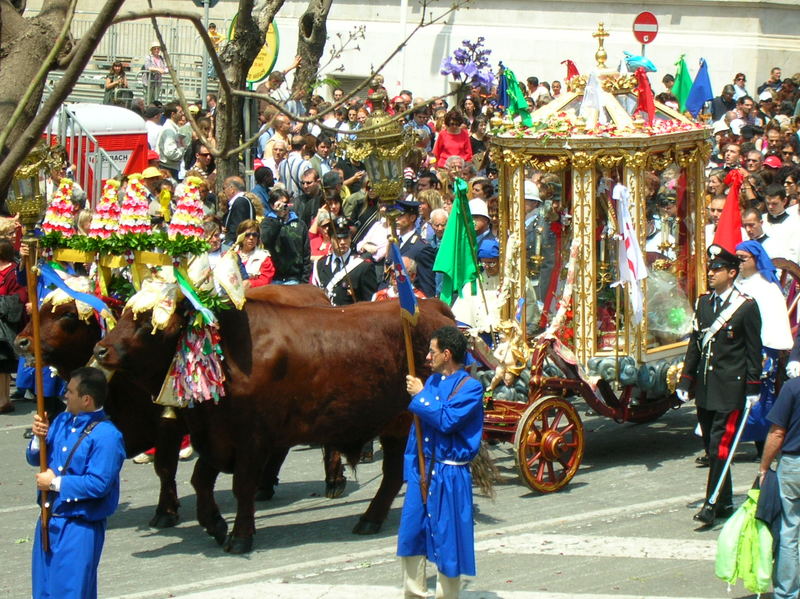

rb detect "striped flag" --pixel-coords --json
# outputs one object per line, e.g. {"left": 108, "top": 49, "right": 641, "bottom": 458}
{"left": 611, "top": 183, "right": 648, "bottom": 324}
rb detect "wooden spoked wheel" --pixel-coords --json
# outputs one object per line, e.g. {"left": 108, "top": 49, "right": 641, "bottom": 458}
{"left": 513, "top": 395, "right": 584, "bottom": 493}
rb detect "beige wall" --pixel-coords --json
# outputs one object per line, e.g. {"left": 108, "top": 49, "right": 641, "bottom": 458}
{"left": 25, "top": 0, "right": 800, "bottom": 100}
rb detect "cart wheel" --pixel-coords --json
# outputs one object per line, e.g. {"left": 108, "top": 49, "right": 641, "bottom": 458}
{"left": 513, "top": 395, "right": 584, "bottom": 493}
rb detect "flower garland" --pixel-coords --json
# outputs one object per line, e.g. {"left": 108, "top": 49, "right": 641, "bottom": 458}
{"left": 541, "top": 233, "right": 581, "bottom": 339}
{"left": 494, "top": 111, "right": 705, "bottom": 140}
{"left": 41, "top": 178, "right": 76, "bottom": 237}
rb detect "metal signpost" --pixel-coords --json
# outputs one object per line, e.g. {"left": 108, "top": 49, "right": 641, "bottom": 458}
{"left": 632, "top": 11, "right": 658, "bottom": 56}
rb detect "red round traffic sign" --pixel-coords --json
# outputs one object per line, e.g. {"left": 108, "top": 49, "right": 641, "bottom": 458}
{"left": 633, "top": 11, "right": 658, "bottom": 44}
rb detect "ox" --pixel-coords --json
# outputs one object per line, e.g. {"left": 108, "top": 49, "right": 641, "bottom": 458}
{"left": 94, "top": 291, "right": 454, "bottom": 553}
{"left": 15, "top": 284, "right": 339, "bottom": 529}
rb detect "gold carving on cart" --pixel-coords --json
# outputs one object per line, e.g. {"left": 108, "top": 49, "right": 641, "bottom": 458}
{"left": 647, "top": 151, "right": 674, "bottom": 171}
{"left": 592, "top": 23, "right": 610, "bottom": 68}
{"left": 572, "top": 152, "right": 594, "bottom": 171}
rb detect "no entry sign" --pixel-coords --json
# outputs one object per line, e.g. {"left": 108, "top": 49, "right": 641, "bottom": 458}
{"left": 633, "top": 12, "right": 658, "bottom": 44}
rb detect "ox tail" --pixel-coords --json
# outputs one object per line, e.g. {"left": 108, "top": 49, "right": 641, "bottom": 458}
{"left": 470, "top": 441, "right": 499, "bottom": 500}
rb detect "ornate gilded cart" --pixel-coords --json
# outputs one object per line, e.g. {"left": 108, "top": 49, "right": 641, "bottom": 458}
{"left": 481, "top": 27, "right": 712, "bottom": 493}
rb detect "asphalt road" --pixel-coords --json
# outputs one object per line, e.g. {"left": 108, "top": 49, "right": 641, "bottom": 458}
{"left": 0, "top": 397, "right": 770, "bottom": 599}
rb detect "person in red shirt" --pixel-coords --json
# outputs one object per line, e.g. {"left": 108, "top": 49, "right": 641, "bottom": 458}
{"left": 433, "top": 109, "right": 473, "bottom": 167}
{"left": 0, "top": 238, "right": 26, "bottom": 414}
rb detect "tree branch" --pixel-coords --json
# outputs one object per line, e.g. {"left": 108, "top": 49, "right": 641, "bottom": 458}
{"left": 0, "top": 0, "right": 127, "bottom": 187}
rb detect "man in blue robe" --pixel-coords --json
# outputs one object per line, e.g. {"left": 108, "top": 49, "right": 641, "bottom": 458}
{"left": 27, "top": 366, "right": 126, "bottom": 599}
{"left": 399, "top": 326, "right": 484, "bottom": 598}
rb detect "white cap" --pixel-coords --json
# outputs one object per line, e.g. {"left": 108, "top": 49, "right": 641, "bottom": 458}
{"left": 712, "top": 120, "right": 730, "bottom": 135}
{"left": 758, "top": 90, "right": 773, "bottom": 102}
{"left": 524, "top": 181, "right": 541, "bottom": 201}
{"left": 729, "top": 118, "right": 745, "bottom": 136}
{"left": 468, "top": 198, "right": 489, "bottom": 220}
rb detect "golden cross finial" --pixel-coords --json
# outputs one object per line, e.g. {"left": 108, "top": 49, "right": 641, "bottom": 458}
{"left": 593, "top": 22, "right": 610, "bottom": 68}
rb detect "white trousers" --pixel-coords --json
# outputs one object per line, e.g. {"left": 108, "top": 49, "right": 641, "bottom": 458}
{"left": 401, "top": 555, "right": 461, "bottom": 599}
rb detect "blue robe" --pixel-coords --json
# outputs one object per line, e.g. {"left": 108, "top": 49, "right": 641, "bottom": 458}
{"left": 26, "top": 409, "right": 126, "bottom": 599}
{"left": 397, "top": 369, "right": 484, "bottom": 578}
{"left": 15, "top": 357, "right": 66, "bottom": 397}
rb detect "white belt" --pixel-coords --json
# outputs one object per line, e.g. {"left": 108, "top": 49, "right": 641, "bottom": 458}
{"left": 437, "top": 459, "right": 469, "bottom": 466}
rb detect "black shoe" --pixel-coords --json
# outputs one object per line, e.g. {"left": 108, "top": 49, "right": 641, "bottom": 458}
{"left": 693, "top": 503, "right": 716, "bottom": 525}
{"left": 695, "top": 455, "right": 710, "bottom": 468}
{"left": 23, "top": 428, "right": 34, "bottom": 439}
{"left": 10, "top": 389, "right": 25, "bottom": 400}
{"left": 716, "top": 504, "right": 735, "bottom": 519}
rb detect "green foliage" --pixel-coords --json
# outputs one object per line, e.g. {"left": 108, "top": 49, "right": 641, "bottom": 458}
{"left": 39, "top": 232, "right": 209, "bottom": 258}
{"left": 107, "top": 274, "right": 136, "bottom": 302}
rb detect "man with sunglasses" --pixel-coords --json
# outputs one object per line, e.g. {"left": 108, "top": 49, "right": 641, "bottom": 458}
{"left": 677, "top": 244, "right": 762, "bottom": 525}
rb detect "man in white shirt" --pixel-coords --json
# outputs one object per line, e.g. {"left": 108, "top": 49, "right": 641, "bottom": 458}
{"left": 144, "top": 106, "right": 163, "bottom": 150}
{"left": 155, "top": 103, "right": 187, "bottom": 179}
{"left": 743, "top": 207, "right": 790, "bottom": 261}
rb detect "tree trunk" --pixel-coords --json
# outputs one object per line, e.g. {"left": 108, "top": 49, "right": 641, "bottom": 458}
{"left": 214, "top": 0, "right": 284, "bottom": 191}
{"left": 0, "top": 1, "right": 68, "bottom": 164}
{"left": 290, "top": 0, "right": 333, "bottom": 101}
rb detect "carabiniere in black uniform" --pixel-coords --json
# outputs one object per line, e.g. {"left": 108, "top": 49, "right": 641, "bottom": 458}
{"left": 677, "top": 244, "right": 762, "bottom": 525}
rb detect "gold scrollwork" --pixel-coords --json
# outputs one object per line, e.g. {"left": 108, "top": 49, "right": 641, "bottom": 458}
{"left": 596, "top": 155, "right": 624, "bottom": 170}
{"left": 647, "top": 151, "right": 674, "bottom": 171}
{"left": 569, "top": 74, "right": 636, "bottom": 94}
{"left": 492, "top": 149, "right": 569, "bottom": 173}
{"left": 572, "top": 152, "right": 594, "bottom": 170}
{"left": 626, "top": 151, "right": 648, "bottom": 170}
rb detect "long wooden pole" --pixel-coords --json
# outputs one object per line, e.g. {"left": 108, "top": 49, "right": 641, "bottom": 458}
{"left": 24, "top": 240, "right": 49, "bottom": 552}
{"left": 386, "top": 211, "right": 429, "bottom": 504}
{"left": 402, "top": 318, "right": 428, "bottom": 503}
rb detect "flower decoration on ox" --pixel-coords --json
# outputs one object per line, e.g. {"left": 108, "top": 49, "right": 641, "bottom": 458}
{"left": 440, "top": 37, "right": 496, "bottom": 92}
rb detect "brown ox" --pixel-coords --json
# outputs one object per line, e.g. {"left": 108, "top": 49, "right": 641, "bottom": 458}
{"left": 94, "top": 291, "right": 454, "bottom": 553}
{"left": 15, "top": 284, "right": 336, "bottom": 529}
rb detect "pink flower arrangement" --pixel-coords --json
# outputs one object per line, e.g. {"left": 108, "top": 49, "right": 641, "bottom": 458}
{"left": 41, "top": 178, "right": 76, "bottom": 237}
{"left": 118, "top": 174, "right": 151, "bottom": 235}
{"left": 88, "top": 179, "right": 121, "bottom": 239}
{"left": 168, "top": 176, "right": 205, "bottom": 239}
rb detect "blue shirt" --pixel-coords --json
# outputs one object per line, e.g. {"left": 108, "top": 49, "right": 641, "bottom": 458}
{"left": 767, "top": 377, "right": 800, "bottom": 454}
{"left": 27, "top": 409, "right": 126, "bottom": 521}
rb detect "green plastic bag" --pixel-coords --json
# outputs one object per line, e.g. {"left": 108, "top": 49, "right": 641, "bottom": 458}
{"left": 715, "top": 489, "right": 774, "bottom": 594}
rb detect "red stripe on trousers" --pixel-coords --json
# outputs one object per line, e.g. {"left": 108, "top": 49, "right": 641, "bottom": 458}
{"left": 717, "top": 410, "right": 741, "bottom": 461}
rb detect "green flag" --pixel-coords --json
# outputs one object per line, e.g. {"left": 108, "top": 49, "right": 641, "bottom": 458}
{"left": 433, "top": 178, "right": 479, "bottom": 305}
{"left": 673, "top": 55, "right": 693, "bottom": 113}
{"left": 504, "top": 68, "right": 533, "bottom": 127}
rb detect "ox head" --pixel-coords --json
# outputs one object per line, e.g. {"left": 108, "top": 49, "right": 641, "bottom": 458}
{"left": 15, "top": 280, "right": 106, "bottom": 378}
{"left": 93, "top": 279, "right": 187, "bottom": 388}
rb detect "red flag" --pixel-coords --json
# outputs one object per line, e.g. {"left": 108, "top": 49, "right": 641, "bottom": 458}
{"left": 633, "top": 67, "right": 655, "bottom": 126}
{"left": 713, "top": 170, "right": 745, "bottom": 254}
{"left": 561, "top": 60, "right": 579, "bottom": 81}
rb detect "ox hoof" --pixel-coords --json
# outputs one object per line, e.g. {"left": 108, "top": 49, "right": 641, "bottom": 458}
{"left": 223, "top": 534, "right": 253, "bottom": 554}
{"left": 255, "top": 486, "right": 276, "bottom": 501}
{"left": 149, "top": 511, "right": 180, "bottom": 529}
{"left": 325, "top": 479, "right": 346, "bottom": 499}
{"left": 206, "top": 517, "right": 228, "bottom": 546}
{"left": 352, "top": 518, "right": 382, "bottom": 535}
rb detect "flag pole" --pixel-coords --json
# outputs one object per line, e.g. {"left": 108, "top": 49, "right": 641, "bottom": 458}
{"left": 24, "top": 239, "right": 50, "bottom": 552}
{"left": 387, "top": 212, "right": 429, "bottom": 504}
{"left": 452, "top": 178, "right": 493, "bottom": 335}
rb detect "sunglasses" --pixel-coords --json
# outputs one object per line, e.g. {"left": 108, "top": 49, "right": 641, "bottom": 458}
{"left": 782, "top": 151, "right": 795, "bottom": 156}
{"left": 244, "top": 232, "right": 259, "bottom": 239}
{"left": 736, "top": 77, "right": 745, "bottom": 81}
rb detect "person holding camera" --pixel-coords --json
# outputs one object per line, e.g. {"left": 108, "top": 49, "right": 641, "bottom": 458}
{"left": 260, "top": 188, "right": 311, "bottom": 284}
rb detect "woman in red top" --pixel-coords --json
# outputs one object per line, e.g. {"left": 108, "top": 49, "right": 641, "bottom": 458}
{"left": 235, "top": 220, "right": 276, "bottom": 288}
{"left": 433, "top": 109, "right": 473, "bottom": 166}
{"left": 0, "top": 238, "right": 26, "bottom": 414}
